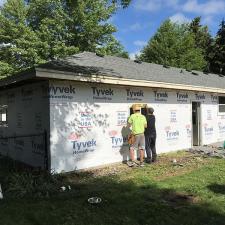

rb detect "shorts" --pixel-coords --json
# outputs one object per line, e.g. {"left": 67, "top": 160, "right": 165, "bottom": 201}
{"left": 131, "top": 134, "right": 145, "bottom": 151}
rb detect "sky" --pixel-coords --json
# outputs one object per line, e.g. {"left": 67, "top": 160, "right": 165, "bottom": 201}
{"left": 113, "top": 0, "right": 225, "bottom": 59}
{"left": 0, "top": 0, "right": 224, "bottom": 59}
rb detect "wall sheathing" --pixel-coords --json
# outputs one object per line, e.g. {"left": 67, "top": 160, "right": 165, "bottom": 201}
{"left": 49, "top": 80, "right": 225, "bottom": 172}
{"left": 0, "top": 81, "right": 50, "bottom": 168}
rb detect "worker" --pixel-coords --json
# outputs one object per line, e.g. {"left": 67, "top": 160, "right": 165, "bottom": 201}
{"left": 145, "top": 107, "right": 157, "bottom": 163}
{"left": 128, "top": 104, "right": 147, "bottom": 167}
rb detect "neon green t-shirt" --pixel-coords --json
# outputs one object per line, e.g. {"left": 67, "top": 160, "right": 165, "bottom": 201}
{"left": 128, "top": 113, "right": 147, "bottom": 135}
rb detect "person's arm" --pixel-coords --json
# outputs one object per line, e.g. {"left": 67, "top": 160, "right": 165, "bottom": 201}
{"left": 127, "top": 115, "right": 132, "bottom": 127}
{"left": 144, "top": 116, "right": 147, "bottom": 128}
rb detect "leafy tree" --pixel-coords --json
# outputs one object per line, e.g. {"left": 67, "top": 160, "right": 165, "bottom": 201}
{"left": 0, "top": 0, "right": 130, "bottom": 77}
{"left": 97, "top": 36, "right": 129, "bottom": 58}
{"left": 189, "top": 17, "right": 211, "bottom": 50}
{"left": 208, "top": 19, "right": 225, "bottom": 74}
{"left": 139, "top": 20, "right": 206, "bottom": 71}
{"left": 189, "top": 17, "right": 212, "bottom": 71}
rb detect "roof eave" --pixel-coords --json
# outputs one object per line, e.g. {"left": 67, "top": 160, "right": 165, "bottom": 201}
{"left": 0, "top": 68, "right": 37, "bottom": 88}
{"left": 36, "top": 68, "right": 225, "bottom": 94}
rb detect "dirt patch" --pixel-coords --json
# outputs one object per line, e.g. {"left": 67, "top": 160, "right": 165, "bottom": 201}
{"left": 65, "top": 152, "right": 209, "bottom": 184}
{"left": 66, "top": 163, "right": 130, "bottom": 184}
{"left": 161, "top": 191, "right": 200, "bottom": 208}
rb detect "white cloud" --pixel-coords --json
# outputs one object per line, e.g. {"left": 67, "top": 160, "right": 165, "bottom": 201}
{"left": 0, "top": 0, "right": 6, "bottom": 6}
{"left": 133, "top": 0, "right": 224, "bottom": 17}
{"left": 129, "top": 23, "right": 143, "bottom": 31}
{"left": 170, "top": 13, "right": 191, "bottom": 24}
{"left": 107, "top": 15, "right": 117, "bottom": 24}
{"left": 129, "top": 51, "right": 141, "bottom": 60}
{"left": 202, "top": 15, "right": 214, "bottom": 26}
{"left": 133, "top": 0, "right": 162, "bottom": 12}
{"left": 182, "top": 0, "right": 225, "bottom": 15}
{"left": 134, "top": 40, "right": 147, "bottom": 47}
{"left": 133, "top": 0, "right": 180, "bottom": 12}
{"left": 122, "top": 22, "right": 151, "bottom": 32}
{"left": 121, "top": 23, "right": 142, "bottom": 32}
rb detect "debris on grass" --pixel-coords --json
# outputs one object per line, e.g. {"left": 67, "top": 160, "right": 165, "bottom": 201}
{"left": 60, "top": 186, "right": 66, "bottom": 192}
{"left": 0, "top": 184, "right": 3, "bottom": 199}
{"left": 188, "top": 144, "right": 225, "bottom": 159}
{"left": 88, "top": 197, "right": 102, "bottom": 204}
{"left": 172, "top": 159, "right": 177, "bottom": 165}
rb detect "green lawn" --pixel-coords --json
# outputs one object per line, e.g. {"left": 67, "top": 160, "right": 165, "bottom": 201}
{"left": 1, "top": 151, "right": 225, "bottom": 225}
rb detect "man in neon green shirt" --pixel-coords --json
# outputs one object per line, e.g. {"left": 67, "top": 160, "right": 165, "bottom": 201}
{"left": 128, "top": 105, "right": 147, "bottom": 166}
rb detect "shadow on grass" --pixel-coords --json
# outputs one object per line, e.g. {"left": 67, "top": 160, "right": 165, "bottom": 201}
{"left": 0, "top": 157, "right": 225, "bottom": 225}
{"left": 208, "top": 184, "right": 225, "bottom": 195}
{"left": 1, "top": 176, "right": 225, "bottom": 225}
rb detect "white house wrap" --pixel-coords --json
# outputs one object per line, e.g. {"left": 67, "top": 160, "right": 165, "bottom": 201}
{"left": 0, "top": 52, "right": 225, "bottom": 172}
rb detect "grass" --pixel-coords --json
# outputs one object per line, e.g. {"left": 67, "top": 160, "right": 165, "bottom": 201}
{"left": 1, "top": 151, "right": 225, "bottom": 225}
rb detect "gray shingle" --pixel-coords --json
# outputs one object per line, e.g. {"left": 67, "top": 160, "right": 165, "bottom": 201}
{"left": 38, "top": 51, "right": 225, "bottom": 90}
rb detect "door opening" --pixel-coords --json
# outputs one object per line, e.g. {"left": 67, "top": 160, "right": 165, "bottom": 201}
{"left": 192, "top": 102, "right": 201, "bottom": 146}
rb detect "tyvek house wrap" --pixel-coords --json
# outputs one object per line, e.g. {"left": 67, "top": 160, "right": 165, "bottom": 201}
{"left": 49, "top": 80, "right": 224, "bottom": 173}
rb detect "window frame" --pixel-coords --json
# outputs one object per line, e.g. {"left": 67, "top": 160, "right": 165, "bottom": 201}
{"left": 0, "top": 105, "right": 8, "bottom": 127}
{"left": 218, "top": 96, "right": 225, "bottom": 114}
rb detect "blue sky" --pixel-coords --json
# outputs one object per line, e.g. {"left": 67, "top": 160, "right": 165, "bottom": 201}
{"left": 113, "top": 0, "right": 225, "bottom": 58}
{"left": 0, "top": 0, "right": 224, "bottom": 59}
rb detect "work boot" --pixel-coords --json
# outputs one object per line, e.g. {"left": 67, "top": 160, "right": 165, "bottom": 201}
{"left": 127, "top": 161, "right": 136, "bottom": 167}
{"left": 152, "top": 157, "right": 157, "bottom": 163}
{"left": 145, "top": 158, "right": 152, "bottom": 164}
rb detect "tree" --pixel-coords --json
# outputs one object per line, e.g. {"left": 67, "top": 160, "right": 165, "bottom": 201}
{"left": 0, "top": 0, "right": 130, "bottom": 77}
{"left": 139, "top": 20, "right": 206, "bottom": 71}
{"left": 97, "top": 36, "right": 129, "bottom": 58}
{"left": 189, "top": 17, "right": 212, "bottom": 51}
{"left": 208, "top": 19, "right": 225, "bottom": 74}
{"left": 189, "top": 17, "right": 212, "bottom": 71}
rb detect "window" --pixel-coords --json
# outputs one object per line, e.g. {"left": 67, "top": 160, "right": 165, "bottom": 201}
{"left": 218, "top": 96, "right": 225, "bottom": 113}
{"left": 0, "top": 105, "right": 8, "bottom": 127}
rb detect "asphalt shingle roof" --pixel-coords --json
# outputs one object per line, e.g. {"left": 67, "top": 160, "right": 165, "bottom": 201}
{"left": 38, "top": 52, "right": 225, "bottom": 90}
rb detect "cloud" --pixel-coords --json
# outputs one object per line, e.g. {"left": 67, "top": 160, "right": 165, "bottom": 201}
{"left": 170, "top": 13, "right": 191, "bottom": 24}
{"left": 202, "top": 15, "right": 214, "bottom": 26}
{"left": 133, "top": 0, "right": 162, "bottom": 12}
{"left": 129, "top": 51, "right": 141, "bottom": 60}
{"left": 133, "top": 0, "right": 180, "bottom": 12}
{"left": 133, "top": 0, "right": 225, "bottom": 17}
{"left": 122, "top": 22, "right": 151, "bottom": 32}
{"left": 182, "top": 0, "right": 225, "bottom": 15}
{"left": 134, "top": 40, "right": 147, "bottom": 47}
{"left": 128, "top": 23, "right": 143, "bottom": 31}
{"left": 0, "top": 0, "right": 5, "bottom": 6}
{"left": 121, "top": 23, "right": 142, "bottom": 32}
{"left": 107, "top": 15, "right": 117, "bottom": 24}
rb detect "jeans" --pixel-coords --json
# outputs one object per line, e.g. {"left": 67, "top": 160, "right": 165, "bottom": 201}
{"left": 145, "top": 135, "right": 157, "bottom": 161}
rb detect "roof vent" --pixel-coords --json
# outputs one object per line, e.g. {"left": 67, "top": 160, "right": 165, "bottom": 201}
{"left": 163, "top": 65, "right": 170, "bottom": 69}
{"left": 96, "top": 52, "right": 104, "bottom": 57}
{"left": 180, "top": 69, "right": 184, "bottom": 73}
{"left": 134, "top": 59, "right": 142, "bottom": 64}
{"left": 192, "top": 72, "right": 198, "bottom": 75}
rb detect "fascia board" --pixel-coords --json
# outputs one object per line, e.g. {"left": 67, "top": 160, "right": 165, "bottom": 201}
{"left": 36, "top": 69, "right": 225, "bottom": 94}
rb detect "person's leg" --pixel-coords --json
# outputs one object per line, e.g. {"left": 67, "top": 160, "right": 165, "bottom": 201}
{"left": 139, "top": 149, "right": 144, "bottom": 163}
{"left": 129, "top": 146, "right": 135, "bottom": 161}
{"left": 150, "top": 136, "right": 157, "bottom": 162}
{"left": 139, "top": 134, "right": 145, "bottom": 164}
{"left": 127, "top": 138, "right": 138, "bottom": 166}
{"left": 145, "top": 135, "right": 152, "bottom": 162}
